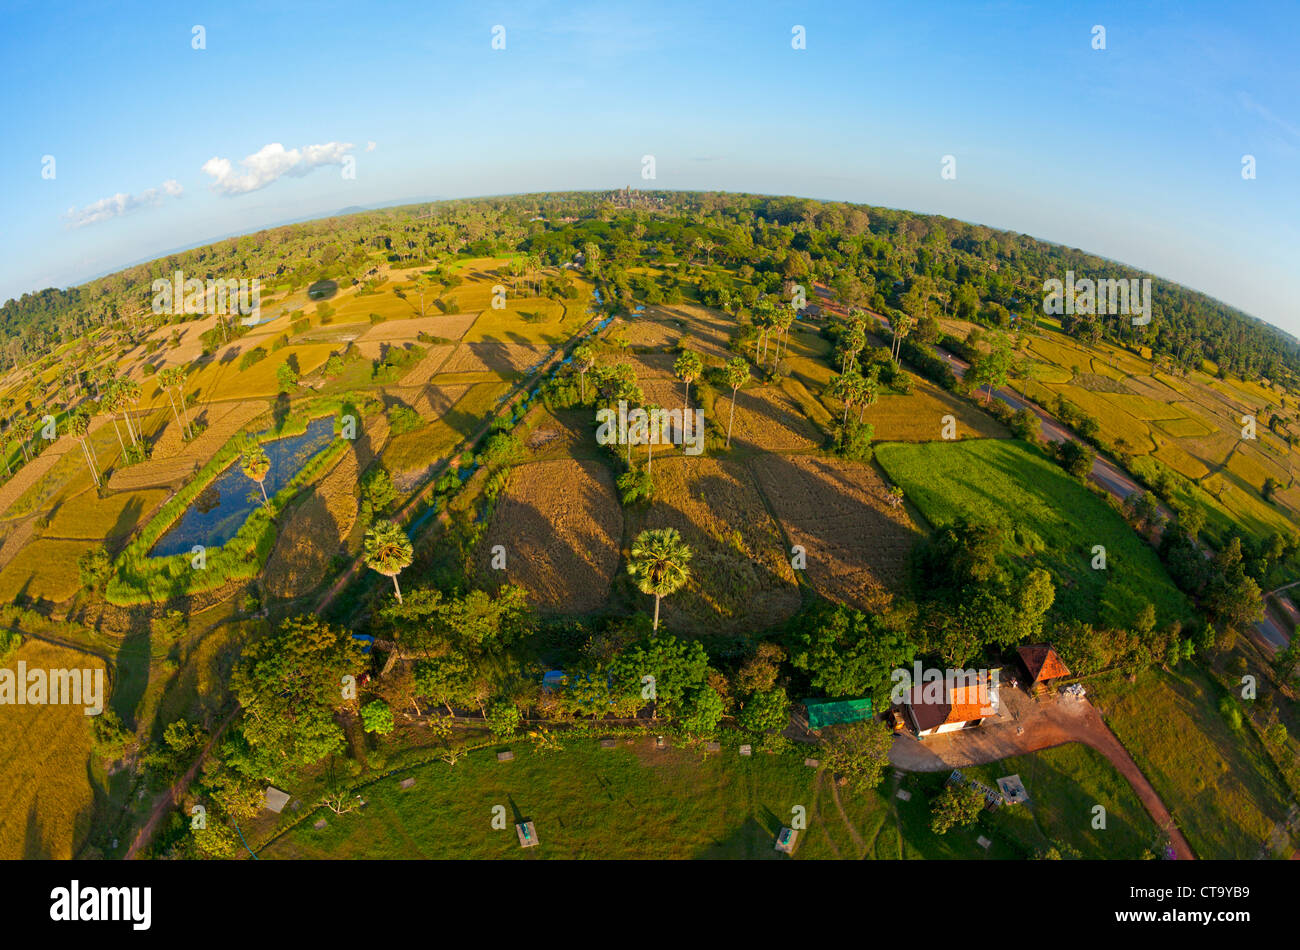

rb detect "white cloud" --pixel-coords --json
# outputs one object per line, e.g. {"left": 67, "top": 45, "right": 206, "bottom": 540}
{"left": 63, "top": 179, "right": 183, "bottom": 229}
{"left": 201, "top": 141, "right": 356, "bottom": 195}
{"left": 366, "top": 141, "right": 377, "bottom": 152}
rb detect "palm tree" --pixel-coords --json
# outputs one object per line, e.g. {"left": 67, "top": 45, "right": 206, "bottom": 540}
{"left": 832, "top": 371, "right": 862, "bottom": 426}
{"left": 101, "top": 383, "right": 128, "bottom": 456}
{"left": 891, "top": 310, "right": 915, "bottom": 363}
{"left": 573, "top": 343, "right": 596, "bottom": 402}
{"left": 754, "top": 298, "right": 776, "bottom": 364}
{"left": 772, "top": 306, "right": 795, "bottom": 368}
{"left": 840, "top": 325, "right": 866, "bottom": 374}
{"left": 724, "top": 357, "right": 749, "bottom": 449}
{"left": 627, "top": 527, "right": 692, "bottom": 632}
{"left": 673, "top": 350, "right": 702, "bottom": 421}
{"left": 15, "top": 417, "right": 34, "bottom": 463}
{"left": 857, "top": 369, "right": 880, "bottom": 423}
{"left": 116, "top": 378, "right": 142, "bottom": 447}
{"left": 644, "top": 403, "right": 661, "bottom": 476}
{"left": 69, "top": 410, "right": 100, "bottom": 488}
{"left": 158, "top": 367, "right": 193, "bottom": 441}
{"left": 241, "top": 441, "right": 272, "bottom": 507}
{"left": 365, "top": 519, "right": 414, "bottom": 604}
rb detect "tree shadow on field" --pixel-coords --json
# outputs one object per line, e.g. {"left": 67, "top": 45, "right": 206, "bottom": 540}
{"left": 111, "top": 611, "right": 151, "bottom": 732}
{"left": 623, "top": 463, "right": 797, "bottom": 634}
{"left": 748, "top": 451, "right": 923, "bottom": 601}
{"left": 474, "top": 459, "right": 622, "bottom": 615}
{"left": 107, "top": 495, "right": 145, "bottom": 555}
{"left": 692, "top": 813, "right": 782, "bottom": 860}
{"left": 307, "top": 280, "right": 338, "bottom": 301}
{"left": 23, "top": 799, "right": 52, "bottom": 859}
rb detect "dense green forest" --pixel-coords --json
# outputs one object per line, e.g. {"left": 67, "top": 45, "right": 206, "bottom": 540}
{"left": 3, "top": 191, "right": 1296, "bottom": 383}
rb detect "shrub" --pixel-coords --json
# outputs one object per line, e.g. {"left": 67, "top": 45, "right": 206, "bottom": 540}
{"left": 239, "top": 347, "right": 268, "bottom": 371}
{"left": 930, "top": 782, "right": 986, "bottom": 834}
{"left": 387, "top": 405, "right": 422, "bottom": 435}
{"left": 78, "top": 545, "right": 113, "bottom": 591}
{"left": 361, "top": 700, "right": 395, "bottom": 735}
{"left": 487, "top": 701, "right": 521, "bottom": 739}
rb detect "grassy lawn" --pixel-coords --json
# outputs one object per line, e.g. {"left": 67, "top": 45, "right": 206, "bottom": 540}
{"left": 1087, "top": 665, "right": 1294, "bottom": 859}
{"left": 259, "top": 734, "right": 1157, "bottom": 860}
{"left": 875, "top": 438, "right": 1190, "bottom": 628}
{"left": 263, "top": 740, "right": 869, "bottom": 860}
{"left": 894, "top": 744, "right": 1159, "bottom": 859}
{"left": 962, "top": 743, "right": 1160, "bottom": 858}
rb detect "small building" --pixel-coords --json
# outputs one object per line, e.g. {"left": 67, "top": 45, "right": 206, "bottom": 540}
{"left": 775, "top": 827, "right": 797, "bottom": 854}
{"left": 902, "top": 675, "right": 996, "bottom": 738}
{"left": 1017, "top": 645, "right": 1071, "bottom": 696}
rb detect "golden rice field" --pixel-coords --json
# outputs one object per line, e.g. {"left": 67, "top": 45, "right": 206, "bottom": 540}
{"left": 42, "top": 486, "right": 167, "bottom": 542}
{"left": 0, "top": 639, "right": 106, "bottom": 859}
{"left": 0, "top": 538, "right": 96, "bottom": 603}
{"left": 1012, "top": 324, "right": 1300, "bottom": 542}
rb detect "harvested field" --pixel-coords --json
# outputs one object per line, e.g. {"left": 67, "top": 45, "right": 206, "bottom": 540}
{"left": 626, "top": 456, "right": 800, "bottom": 634}
{"left": 383, "top": 384, "right": 469, "bottom": 422}
{"left": 108, "top": 399, "right": 267, "bottom": 491}
{"left": 750, "top": 453, "right": 920, "bottom": 604}
{"left": 263, "top": 450, "right": 360, "bottom": 600}
{"left": 478, "top": 458, "right": 623, "bottom": 613}
{"left": 148, "top": 398, "right": 264, "bottom": 459}
{"left": 724, "top": 385, "right": 823, "bottom": 451}
{"left": 621, "top": 306, "right": 735, "bottom": 361}
{"left": 523, "top": 408, "right": 599, "bottom": 460}
{"left": 0, "top": 450, "right": 65, "bottom": 519}
{"left": 438, "top": 342, "right": 549, "bottom": 377}
{"left": 0, "top": 537, "right": 95, "bottom": 603}
{"left": 397, "top": 345, "right": 456, "bottom": 386}
{"left": 357, "top": 313, "right": 478, "bottom": 343}
{"left": 0, "top": 640, "right": 106, "bottom": 859}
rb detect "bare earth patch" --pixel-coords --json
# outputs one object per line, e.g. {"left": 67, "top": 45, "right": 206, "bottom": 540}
{"left": 750, "top": 454, "right": 920, "bottom": 606}
{"left": 478, "top": 458, "right": 623, "bottom": 613}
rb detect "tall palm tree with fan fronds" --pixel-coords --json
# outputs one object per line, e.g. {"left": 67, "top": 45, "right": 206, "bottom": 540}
{"left": 365, "top": 519, "right": 414, "bottom": 604}
{"left": 627, "top": 527, "right": 692, "bottom": 632}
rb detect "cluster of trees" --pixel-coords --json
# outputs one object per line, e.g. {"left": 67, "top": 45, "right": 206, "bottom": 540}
{"left": 910, "top": 517, "right": 1056, "bottom": 667}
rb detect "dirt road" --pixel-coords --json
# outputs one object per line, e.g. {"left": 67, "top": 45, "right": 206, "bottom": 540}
{"left": 889, "top": 689, "right": 1196, "bottom": 859}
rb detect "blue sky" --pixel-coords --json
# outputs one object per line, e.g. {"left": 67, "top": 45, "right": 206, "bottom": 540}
{"left": 2, "top": 0, "right": 1297, "bottom": 335}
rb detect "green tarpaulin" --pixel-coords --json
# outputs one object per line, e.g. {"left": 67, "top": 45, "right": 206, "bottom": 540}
{"left": 805, "top": 697, "right": 873, "bottom": 730}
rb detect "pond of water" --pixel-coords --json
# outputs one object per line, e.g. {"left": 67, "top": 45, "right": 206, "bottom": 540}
{"left": 150, "top": 415, "right": 337, "bottom": 558}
